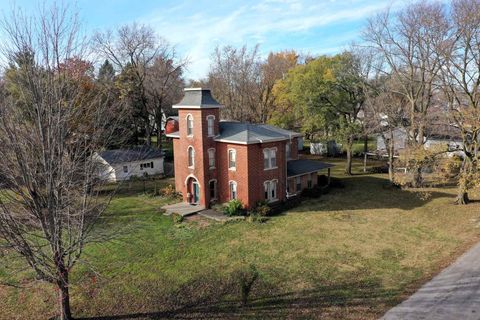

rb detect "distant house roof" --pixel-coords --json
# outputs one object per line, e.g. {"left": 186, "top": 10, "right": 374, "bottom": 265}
{"left": 173, "top": 88, "right": 222, "bottom": 109}
{"left": 99, "top": 146, "right": 164, "bottom": 165}
{"left": 215, "top": 121, "right": 303, "bottom": 144}
{"left": 287, "top": 159, "right": 334, "bottom": 177}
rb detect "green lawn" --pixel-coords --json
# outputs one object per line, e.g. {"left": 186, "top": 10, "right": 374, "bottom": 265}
{"left": 1, "top": 158, "right": 480, "bottom": 319}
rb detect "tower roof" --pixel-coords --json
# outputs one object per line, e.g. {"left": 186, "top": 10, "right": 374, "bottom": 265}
{"left": 173, "top": 88, "right": 223, "bottom": 109}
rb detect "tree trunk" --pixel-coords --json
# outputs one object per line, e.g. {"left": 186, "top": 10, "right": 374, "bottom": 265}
{"left": 55, "top": 257, "right": 72, "bottom": 320}
{"left": 363, "top": 134, "right": 368, "bottom": 153}
{"left": 455, "top": 159, "right": 472, "bottom": 205}
{"left": 388, "top": 129, "right": 394, "bottom": 183}
{"left": 145, "top": 121, "right": 152, "bottom": 146}
{"left": 345, "top": 136, "right": 354, "bottom": 175}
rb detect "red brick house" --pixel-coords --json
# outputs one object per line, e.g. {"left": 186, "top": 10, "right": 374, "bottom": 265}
{"left": 167, "top": 88, "right": 333, "bottom": 209}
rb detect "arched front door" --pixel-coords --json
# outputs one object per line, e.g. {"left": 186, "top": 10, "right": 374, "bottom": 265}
{"left": 187, "top": 177, "right": 200, "bottom": 205}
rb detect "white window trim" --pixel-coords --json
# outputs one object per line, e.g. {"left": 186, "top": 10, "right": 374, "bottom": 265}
{"left": 228, "top": 148, "right": 237, "bottom": 171}
{"left": 286, "top": 142, "right": 291, "bottom": 160}
{"left": 208, "top": 179, "right": 217, "bottom": 201}
{"left": 207, "top": 115, "right": 215, "bottom": 137}
{"left": 187, "top": 145, "right": 195, "bottom": 168}
{"left": 263, "top": 147, "right": 278, "bottom": 170}
{"left": 229, "top": 180, "right": 238, "bottom": 200}
{"left": 208, "top": 148, "right": 216, "bottom": 169}
{"left": 264, "top": 179, "right": 279, "bottom": 202}
{"left": 186, "top": 113, "right": 194, "bottom": 137}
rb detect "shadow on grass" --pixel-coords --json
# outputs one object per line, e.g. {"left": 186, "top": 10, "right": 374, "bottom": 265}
{"left": 290, "top": 175, "right": 454, "bottom": 212}
{"left": 77, "top": 274, "right": 401, "bottom": 320}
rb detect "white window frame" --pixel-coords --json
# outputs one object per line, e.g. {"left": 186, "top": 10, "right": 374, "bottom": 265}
{"left": 228, "top": 148, "right": 236, "bottom": 170}
{"left": 207, "top": 115, "right": 215, "bottom": 137}
{"left": 186, "top": 114, "right": 193, "bottom": 137}
{"left": 187, "top": 146, "right": 195, "bottom": 168}
{"left": 264, "top": 179, "right": 278, "bottom": 202}
{"left": 263, "top": 147, "right": 278, "bottom": 170}
{"left": 229, "top": 180, "right": 238, "bottom": 200}
{"left": 209, "top": 179, "right": 217, "bottom": 201}
{"left": 286, "top": 142, "right": 291, "bottom": 160}
{"left": 208, "top": 148, "right": 216, "bottom": 169}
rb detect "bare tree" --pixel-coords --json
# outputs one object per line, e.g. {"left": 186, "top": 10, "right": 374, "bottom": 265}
{"left": 145, "top": 54, "right": 185, "bottom": 148}
{"left": 0, "top": 4, "right": 123, "bottom": 319}
{"left": 93, "top": 24, "right": 185, "bottom": 146}
{"left": 439, "top": 0, "right": 480, "bottom": 204}
{"left": 208, "top": 45, "right": 262, "bottom": 122}
{"left": 363, "top": 1, "right": 449, "bottom": 186}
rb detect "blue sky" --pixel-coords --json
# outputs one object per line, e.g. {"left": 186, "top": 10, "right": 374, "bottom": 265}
{"left": 1, "top": 0, "right": 415, "bottom": 80}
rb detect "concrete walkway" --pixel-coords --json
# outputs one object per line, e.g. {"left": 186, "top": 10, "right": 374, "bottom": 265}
{"left": 162, "top": 202, "right": 205, "bottom": 217}
{"left": 382, "top": 242, "right": 480, "bottom": 320}
{"left": 198, "top": 209, "right": 245, "bottom": 222}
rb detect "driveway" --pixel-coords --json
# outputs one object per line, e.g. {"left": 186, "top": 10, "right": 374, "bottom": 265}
{"left": 382, "top": 242, "right": 480, "bottom": 320}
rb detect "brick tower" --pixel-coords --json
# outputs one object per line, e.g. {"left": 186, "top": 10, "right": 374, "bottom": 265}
{"left": 171, "top": 88, "right": 221, "bottom": 207}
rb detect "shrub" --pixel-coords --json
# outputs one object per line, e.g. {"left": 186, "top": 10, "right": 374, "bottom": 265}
{"left": 253, "top": 200, "right": 271, "bottom": 216}
{"left": 223, "top": 199, "right": 244, "bottom": 216}
{"left": 160, "top": 184, "right": 177, "bottom": 197}
{"left": 171, "top": 212, "right": 183, "bottom": 224}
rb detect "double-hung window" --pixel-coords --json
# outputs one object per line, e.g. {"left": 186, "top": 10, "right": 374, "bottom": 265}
{"left": 229, "top": 181, "right": 237, "bottom": 200}
{"left": 264, "top": 180, "right": 278, "bottom": 202}
{"left": 208, "top": 148, "right": 215, "bottom": 169}
{"left": 263, "top": 148, "right": 277, "bottom": 169}
{"left": 207, "top": 115, "right": 215, "bottom": 137}
{"left": 186, "top": 114, "right": 193, "bottom": 136}
{"left": 228, "top": 149, "right": 236, "bottom": 170}
{"left": 188, "top": 146, "right": 194, "bottom": 168}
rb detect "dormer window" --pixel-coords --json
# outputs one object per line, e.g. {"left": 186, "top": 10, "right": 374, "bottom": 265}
{"left": 207, "top": 115, "right": 215, "bottom": 137}
{"left": 186, "top": 114, "right": 193, "bottom": 136}
{"left": 188, "top": 146, "right": 194, "bottom": 168}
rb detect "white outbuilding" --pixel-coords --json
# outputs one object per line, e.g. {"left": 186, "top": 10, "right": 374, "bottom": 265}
{"left": 96, "top": 146, "right": 164, "bottom": 182}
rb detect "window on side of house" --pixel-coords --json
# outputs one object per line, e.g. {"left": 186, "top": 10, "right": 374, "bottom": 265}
{"left": 263, "top": 148, "right": 277, "bottom": 169}
{"left": 228, "top": 149, "right": 236, "bottom": 170}
{"left": 123, "top": 165, "right": 128, "bottom": 173}
{"left": 209, "top": 180, "right": 217, "bottom": 200}
{"left": 207, "top": 115, "right": 215, "bottom": 137}
{"left": 186, "top": 114, "right": 193, "bottom": 136}
{"left": 307, "top": 174, "right": 312, "bottom": 188}
{"left": 264, "top": 180, "right": 278, "bottom": 202}
{"left": 151, "top": 161, "right": 154, "bottom": 168}
{"left": 286, "top": 142, "right": 291, "bottom": 160}
{"left": 296, "top": 176, "right": 302, "bottom": 192}
{"left": 188, "top": 146, "right": 194, "bottom": 168}
{"left": 229, "top": 181, "right": 237, "bottom": 200}
{"left": 208, "top": 148, "right": 215, "bottom": 169}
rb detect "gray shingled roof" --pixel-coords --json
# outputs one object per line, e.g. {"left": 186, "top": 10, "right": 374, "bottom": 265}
{"left": 287, "top": 159, "right": 334, "bottom": 177}
{"left": 99, "top": 146, "right": 164, "bottom": 165}
{"left": 173, "top": 88, "right": 222, "bottom": 109}
{"left": 216, "top": 122, "right": 302, "bottom": 144}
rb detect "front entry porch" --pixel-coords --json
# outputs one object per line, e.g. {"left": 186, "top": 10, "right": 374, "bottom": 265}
{"left": 162, "top": 202, "right": 206, "bottom": 217}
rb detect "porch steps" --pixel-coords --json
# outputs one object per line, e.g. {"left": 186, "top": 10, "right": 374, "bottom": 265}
{"left": 162, "top": 202, "right": 205, "bottom": 217}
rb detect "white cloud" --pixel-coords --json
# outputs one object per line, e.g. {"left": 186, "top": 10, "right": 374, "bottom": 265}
{"left": 142, "top": 0, "right": 411, "bottom": 79}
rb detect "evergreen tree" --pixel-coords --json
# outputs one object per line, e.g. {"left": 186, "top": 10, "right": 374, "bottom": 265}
{"left": 98, "top": 59, "right": 115, "bottom": 82}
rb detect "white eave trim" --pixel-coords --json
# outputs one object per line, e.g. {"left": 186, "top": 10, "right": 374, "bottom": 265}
{"left": 172, "top": 104, "right": 223, "bottom": 109}
{"left": 214, "top": 137, "right": 290, "bottom": 145}
{"left": 166, "top": 132, "right": 180, "bottom": 138}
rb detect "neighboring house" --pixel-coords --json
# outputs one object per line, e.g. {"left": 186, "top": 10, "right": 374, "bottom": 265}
{"left": 97, "top": 146, "right": 164, "bottom": 182}
{"left": 167, "top": 88, "right": 334, "bottom": 209}
{"left": 376, "top": 127, "right": 464, "bottom": 156}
